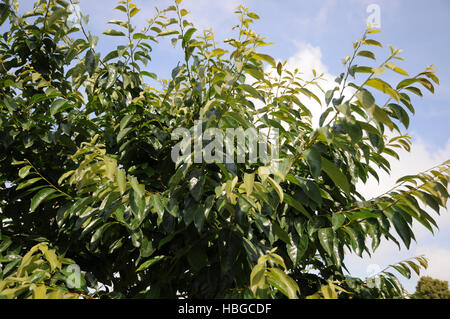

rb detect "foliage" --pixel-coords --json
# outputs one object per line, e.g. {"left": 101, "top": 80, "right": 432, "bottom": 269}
{"left": 413, "top": 276, "right": 450, "bottom": 299}
{"left": 249, "top": 248, "right": 300, "bottom": 299}
{"left": 0, "top": 0, "right": 448, "bottom": 299}
{"left": 257, "top": 254, "right": 429, "bottom": 299}
{"left": 0, "top": 242, "right": 90, "bottom": 299}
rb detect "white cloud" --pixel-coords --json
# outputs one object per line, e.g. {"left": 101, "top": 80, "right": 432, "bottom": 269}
{"left": 415, "top": 246, "right": 450, "bottom": 283}
{"left": 281, "top": 42, "right": 354, "bottom": 127}
{"left": 279, "top": 43, "right": 333, "bottom": 128}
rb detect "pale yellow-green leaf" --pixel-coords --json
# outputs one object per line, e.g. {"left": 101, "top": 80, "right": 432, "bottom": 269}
{"left": 32, "top": 285, "right": 47, "bottom": 299}
{"left": 373, "top": 66, "right": 386, "bottom": 76}
{"left": 250, "top": 263, "right": 266, "bottom": 295}
{"left": 267, "top": 268, "right": 299, "bottom": 299}
{"left": 257, "top": 166, "right": 271, "bottom": 183}
{"left": 385, "top": 62, "right": 409, "bottom": 76}
{"left": 39, "top": 245, "right": 61, "bottom": 271}
{"left": 267, "top": 177, "right": 283, "bottom": 203}
{"left": 366, "top": 78, "right": 400, "bottom": 101}
{"left": 243, "top": 173, "right": 255, "bottom": 196}
{"left": 130, "top": 176, "right": 145, "bottom": 198}
{"left": 321, "top": 284, "right": 338, "bottom": 299}
{"left": 104, "top": 157, "right": 117, "bottom": 181}
{"left": 116, "top": 168, "right": 126, "bottom": 195}
{"left": 58, "top": 170, "right": 75, "bottom": 185}
{"left": 18, "top": 166, "right": 32, "bottom": 179}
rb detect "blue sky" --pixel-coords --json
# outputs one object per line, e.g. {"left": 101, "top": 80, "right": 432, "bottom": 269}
{"left": 7, "top": 0, "right": 450, "bottom": 294}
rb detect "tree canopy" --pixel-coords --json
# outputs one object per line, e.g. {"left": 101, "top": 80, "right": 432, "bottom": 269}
{"left": 414, "top": 276, "right": 450, "bottom": 299}
{"left": 0, "top": 0, "right": 448, "bottom": 299}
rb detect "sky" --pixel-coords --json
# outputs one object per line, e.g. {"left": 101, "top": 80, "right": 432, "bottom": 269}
{"left": 7, "top": 0, "right": 450, "bottom": 294}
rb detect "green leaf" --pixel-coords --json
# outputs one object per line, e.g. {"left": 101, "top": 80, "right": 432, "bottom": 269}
{"left": 140, "top": 71, "right": 157, "bottom": 80}
{"left": 392, "top": 265, "right": 411, "bottom": 279}
{"left": 319, "top": 107, "right": 334, "bottom": 127}
{"left": 30, "top": 188, "right": 58, "bottom": 212}
{"left": 130, "top": 7, "right": 140, "bottom": 17}
{"left": 284, "top": 194, "right": 312, "bottom": 219}
{"left": 321, "top": 157, "right": 350, "bottom": 195}
{"left": 85, "top": 49, "right": 96, "bottom": 76}
{"left": 348, "top": 210, "right": 379, "bottom": 221}
{"left": 252, "top": 53, "right": 276, "bottom": 67}
{"left": 187, "top": 246, "right": 208, "bottom": 271}
{"left": 304, "top": 147, "right": 322, "bottom": 180}
{"left": 210, "top": 48, "right": 228, "bottom": 58}
{"left": 116, "top": 168, "right": 126, "bottom": 195}
{"left": 117, "top": 127, "right": 133, "bottom": 143}
{"left": 48, "top": 8, "right": 67, "bottom": 27}
{"left": 387, "top": 210, "right": 412, "bottom": 249}
{"left": 16, "top": 177, "right": 42, "bottom": 190}
{"left": 397, "top": 78, "right": 418, "bottom": 90}
{"left": 385, "top": 62, "right": 409, "bottom": 76}
{"left": 130, "top": 176, "right": 145, "bottom": 198}
{"left": 137, "top": 256, "right": 165, "bottom": 272}
{"left": 193, "top": 205, "right": 206, "bottom": 232}
{"left": 363, "top": 39, "right": 382, "bottom": 47}
{"left": 250, "top": 263, "right": 266, "bottom": 294}
{"left": 369, "top": 105, "right": 395, "bottom": 130}
{"left": 321, "top": 284, "right": 339, "bottom": 299}
{"left": 332, "top": 214, "right": 346, "bottom": 231}
{"left": 325, "top": 90, "right": 336, "bottom": 106}
{"left": 366, "top": 78, "right": 400, "bottom": 101}
{"left": 345, "top": 120, "right": 363, "bottom": 143}
{"left": 151, "top": 194, "right": 165, "bottom": 219}
{"left": 240, "top": 84, "right": 265, "bottom": 102}
{"left": 356, "top": 66, "right": 374, "bottom": 74}
{"left": 318, "top": 228, "right": 334, "bottom": 256}
{"left": 357, "top": 50, "right": 376, "bottom": 60}
{"left": 106, "top": 66, "right": 117, "bottom": 89}
{"left": 103, "top": 29, "right": 126, "bottom": 36}
{"left": 417, "top": 78, "right": 435, "bottom": 93}
{"left": 158, "top": 30, "right": 179, "bottom": 37}
{"left": 266, "top": 268, "right": 299, "bottom": 299}
{"left": 297, "top": 178, "right": 322, "bottom": 205}
{"left": 183, "top": 27, "right": 196, "bottom": 45}
{"left": 0, "top": 3, "right": 10, "bottom": 26}
{"left": 50, "top": 99, "right": 71, "bottom": 116}
{"left": 119, "top": 114, "right": 135, "bottom": 132}
{"left": 405, "top": 261, "right": 421, "bottom": 276}
{"left": 267, "top": 177, "right": 283, "bottom": 203}
{"left": 114, "top": 5, "right": 127, "bottom": 12}
{"left": 344, "top": 226, "right": 365, "bottom": 257}
{"left": 39, "top": 245, "right": 61, "bottom": 271}
{"left": 287, "top": 233, "right": 308, "bottom": 266}
{"left": 273, "top": 222, "right": 290, "bottom": 244}
{"left": 189, "top": 171, "right": 205, "bottom": 202}
{"left": 18, "top": 166, "right": 32, "bottom": 179}
{"left": 277, "top": 61, "right": 282, "bottom": 76}
{"left": 133, "top": 33, "right": 149, "bottom": 40}
{"left": 243, "top": 173, "right": 255, "bottom": 196}
{"left": 32, "top": 284, "right": 47, "bottom": 299}
{"left": 356, "top": 89, "right": 375, "bottom": 108}
{"left": 388, "top": 103, "right": 410, "bottom": 129}
{"left": 248, "top": 12, "right": 260, "bottom": 19}
{"left": 404, "top": 86, "right": 423, "bottom": 97}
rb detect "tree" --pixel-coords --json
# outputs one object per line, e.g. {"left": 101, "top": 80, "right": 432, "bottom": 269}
{"left": 0, "top": 0, "right": 448, "bottom": 299}
{"left": 414, "top": 276, "right": 450, "bottom": 299}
